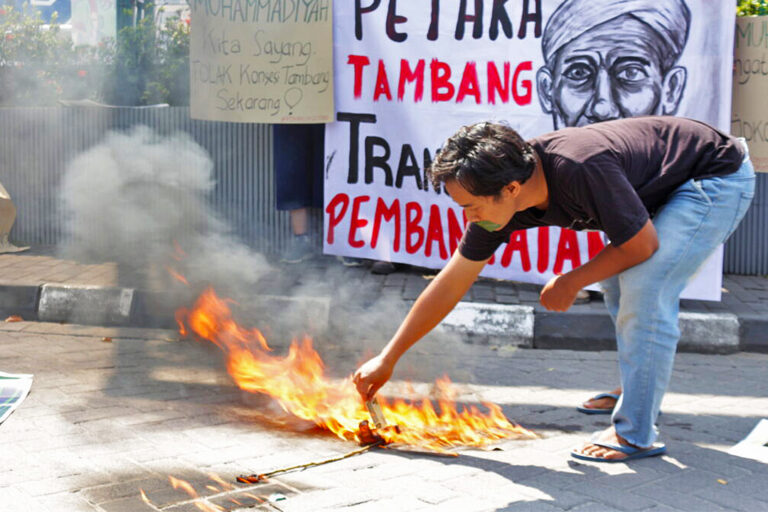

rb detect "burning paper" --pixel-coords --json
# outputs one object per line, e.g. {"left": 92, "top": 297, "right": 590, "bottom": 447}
{"left": 176, "top": 287, "right": 535, "bottom": 452}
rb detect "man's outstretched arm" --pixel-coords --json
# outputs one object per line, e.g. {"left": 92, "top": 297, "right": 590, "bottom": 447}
{"left": 353, "top": 252, "right": 488, "bottom": 400}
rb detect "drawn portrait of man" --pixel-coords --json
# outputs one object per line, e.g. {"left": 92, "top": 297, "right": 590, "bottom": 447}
{"left": 537, "top": 0, "right": 691, "bottom": 129}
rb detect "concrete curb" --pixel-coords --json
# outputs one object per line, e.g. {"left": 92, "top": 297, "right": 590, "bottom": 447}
{"left": 38, "top": 284, "right": 134, "bottom": 326}
{"left": 533, "top": 309, "right": 744, "bottom": 354}
{"left": 439, "top": 302, "right": 534, "bottom": 347}
{"left": 678, "top": 311, "right": 740, "bottom": 353}
{"left": 0, "top": 282, "right": 765, "bottom": 354}
{"left": 0, "top": 284, "right": 39, "bottom": 321}
{"left": 534, "top": 310, "right": 616, "bottom": 350}
{"left": 739, "top": 313, "right": 768, "bottom": 352}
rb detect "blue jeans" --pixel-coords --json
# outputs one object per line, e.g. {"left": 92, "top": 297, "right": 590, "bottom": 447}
{"left": 600, "top": 148, "right": 756, "bottom": 447}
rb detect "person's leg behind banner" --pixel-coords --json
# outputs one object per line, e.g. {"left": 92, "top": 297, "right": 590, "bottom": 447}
{"left": 274, "top": 124, "right": 325, "bottom": 264}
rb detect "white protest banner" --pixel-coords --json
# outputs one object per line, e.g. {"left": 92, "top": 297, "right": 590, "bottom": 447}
{"left": 732, "top": 16, "right": 768, "bottom": 172}
{"left": 325, "top": 0, "right": 736, "bottom": 300}
{"left": 190, "top": 0, "right": 334, "bottom": 123}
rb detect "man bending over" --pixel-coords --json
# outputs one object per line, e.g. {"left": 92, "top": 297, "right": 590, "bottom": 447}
{"left": 353, "top": 116, "right": 754, "bottom": 462}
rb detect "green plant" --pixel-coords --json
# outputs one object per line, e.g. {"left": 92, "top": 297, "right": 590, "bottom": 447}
{"left": 103, "top": 7, "right": 190, "bottom": 106}
{"left": 0, "top": 4, "right": 86, "bottom": 105}
{"left": 143, "top": 12, "right": 190, "bottom": 105}
{"left": 738, "top": 0, "right": 768, "bottom": 16}
{"left": 0, "top": 3, "right": 190, "bottom": 107}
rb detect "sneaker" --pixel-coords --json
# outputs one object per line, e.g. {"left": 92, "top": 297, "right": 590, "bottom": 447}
{"left": 0, "top": 234, "right": 29, "bottom": 254}
{"left": 337, "top": 255, "right": 365, "bottom": 267}
{"left": 574, "top": 289, "right": 591, "bottom": 304}
{"left": 371, "top": 261, "right": 397, "bottom": 275}
{"left": 281, "top": 234, "right": 313, "bottom": 263}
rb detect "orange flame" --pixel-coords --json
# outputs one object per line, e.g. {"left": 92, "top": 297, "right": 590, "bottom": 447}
{"left": 177, "top": 287, "right": 535, "bottom": 452}
{"left": 168, "top": 476, "right": 224, "bottom": 512}
{"left": 207, "top": 472, "right": 234, "bottom": 491}
{"left": 169, "top": 476, "right": 198, "bottom": 497}
{"left": 167, "top": 266, "right": 189, "bottom": 285}
{"left": 172, "top": 239, "right": 187, "bottom": 261}
{"left": 139, "top": 488, "right": 151, "bottom": 506}
{"left": 141, "top": 475, "right": 250, "bottom": 511}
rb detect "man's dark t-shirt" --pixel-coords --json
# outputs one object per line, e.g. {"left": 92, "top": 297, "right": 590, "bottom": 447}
{"left": 459, "top": 116, "right": 745, "bottom": 261}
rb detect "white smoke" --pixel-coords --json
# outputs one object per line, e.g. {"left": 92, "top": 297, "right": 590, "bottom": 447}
{"left": 57, "top": 125, "right": 464, "bottom": 385}
{"left": 59, "top": 126, "right": 271, "bottom": 293}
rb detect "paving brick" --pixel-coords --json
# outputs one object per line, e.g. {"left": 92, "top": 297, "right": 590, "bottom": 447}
{"left": 569, "top": 503, "right": 631, "bottom": 512}
{"left": 99, "top": 495, "right": 157, "bottom": 512}
{"left": 590, "top": 466, "right": 666, "bottom": 491}
{"left": 629, "top": 485, "right": 729, "bottom": 511}
{"left": 333, "top": 496, "right": 429, "bottom": 512}
{"left": 37, "top": 492, "right": 103, "bottom": 511}
{"left": 497, "top": 294, "right": 521, "bottom": 305}
{"left": 0, "top": 486, "right": 44, "bottom": 510}
{"left": 563, "top": 481, "right": 658, "bottom": 510}
{"left": 383, "top": 274, "right": 407, "bottom": 287}
{"left": 78, "top": 477, "right": 170, "bottom": 504}
{"left": 497, "top": 501, "right": 570, "bottom": 512}
{"left": 17, "top": 472, "right": 116, "bottom": 497}
{"left": 471, "top": 285, "right": 496, "bottom": 300}
{"left": 693, "top": 486, "right": 768, "bottom": 512}
{"left": 712, "top": 474, "right": 768, "bottom": 500}
{"left": 272, "top": 487, "right": 374, "bottom": 511}
{"left": 640, "top": 468, "right": 734, "bottom": 492}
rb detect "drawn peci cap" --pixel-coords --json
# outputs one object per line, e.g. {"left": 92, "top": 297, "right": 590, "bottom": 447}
{"left": 541, "top": 0, "right": 691, "bottom": 63}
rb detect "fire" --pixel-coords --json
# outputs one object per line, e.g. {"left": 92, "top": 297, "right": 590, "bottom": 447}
{"left": 142, "top": 476, "right": 229, "bottom": 512}
{"left": 176, "top": 287, "right": 534, "bottom": 452}
{"left": 166, "top": 266, "right": 190, "bottom": 285}
{"left": 139, "top": 489, "right": 151, "bottom": 506}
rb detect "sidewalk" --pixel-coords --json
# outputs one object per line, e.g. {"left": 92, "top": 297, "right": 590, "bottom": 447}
{"left": 0, "top": 246, "right": 767, "bottom": 353}
{"left": 1, "top": 321, "right": 767, "bottom": 511}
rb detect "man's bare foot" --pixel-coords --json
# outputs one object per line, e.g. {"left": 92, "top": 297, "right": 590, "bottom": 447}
{"left": 581, "top": 387, "right": 622, "bottom": 411}
{"left": 573, "top": 427, "right": 639, "bottom": 461}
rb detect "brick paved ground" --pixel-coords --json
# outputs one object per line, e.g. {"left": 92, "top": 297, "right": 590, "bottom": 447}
{"left": 0, "top": 247, "right": 118, "bottom": 287}
{"left": 1, "top": 321, "right": 767, "bottom": 511}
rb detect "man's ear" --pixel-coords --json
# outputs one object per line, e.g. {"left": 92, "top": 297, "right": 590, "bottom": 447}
{"left": 660, "top": 66, "right": 687, "bottom": 115}
{"left": 536, "top": 67, "right": 554, "bottom": 114}
{"left": 506, "top": 181, "right": 522, "bottom": 199}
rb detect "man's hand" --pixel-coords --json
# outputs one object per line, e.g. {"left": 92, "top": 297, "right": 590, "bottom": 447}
{"left": 540, "top": 274, "right": 579, "bottom": 312}
{"left": 539, "top": 220, "right": 659, "bottom": 312}
{"left": 353, "top": 354, "right": 394, "bottom": 400}
{"left": 352, "top": 252, "right": 487, "bottom": 401}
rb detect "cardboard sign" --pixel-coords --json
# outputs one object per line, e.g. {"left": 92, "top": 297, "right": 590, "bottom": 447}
{"left": 190, "top": 0, "right": 334, "bottom": 123}
{"left": 732, "top": 16, "right": 768, "bottom": 172}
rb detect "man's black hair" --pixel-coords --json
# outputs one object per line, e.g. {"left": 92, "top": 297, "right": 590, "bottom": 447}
{"left": 428, "top": 121, "right": 536, "bottom": 198}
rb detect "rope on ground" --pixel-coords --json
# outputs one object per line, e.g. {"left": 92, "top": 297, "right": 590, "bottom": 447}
{"left": 236, "top": 440, "right": 385, "bottom": 484}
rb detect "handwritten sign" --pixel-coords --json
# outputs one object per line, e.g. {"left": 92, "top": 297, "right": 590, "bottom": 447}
{"left": 189, "top": 0, "right": 334, "bottom": 123}
{"left": 732, "top": 16, "right": 768, "bottom": 172}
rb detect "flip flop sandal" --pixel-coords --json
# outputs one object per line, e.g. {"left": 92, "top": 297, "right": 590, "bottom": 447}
{"left": 576, "top": 392, "right": 620, "bottom": 415}
{"left": 571, "top": 440, "right": 667, "bottom": 463}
